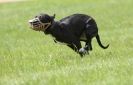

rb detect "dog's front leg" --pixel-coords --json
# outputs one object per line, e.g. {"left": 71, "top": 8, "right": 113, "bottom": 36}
{"left": 67, "top": 43, "right": 80, "bottom": 53}
{"left": 67, "top": 41, "right": 87, "bottom": 57}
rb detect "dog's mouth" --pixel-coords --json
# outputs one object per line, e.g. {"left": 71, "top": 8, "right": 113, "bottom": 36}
{"left": 28, "top": 18, "right": 41, "bottom": 30}
{"left": 28, "top": 18, "right": 51, "bottom": 31}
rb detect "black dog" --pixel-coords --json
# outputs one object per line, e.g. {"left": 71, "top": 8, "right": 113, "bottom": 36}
{"left": 28, "top": 13, "right": 109, "bottom": 56}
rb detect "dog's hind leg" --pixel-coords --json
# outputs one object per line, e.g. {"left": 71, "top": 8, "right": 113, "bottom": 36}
{"left": 83, "top": 18, "right": 98, "bottom": 52}
{"left": 85, "top": 38, "right": 92, "bottom": 51}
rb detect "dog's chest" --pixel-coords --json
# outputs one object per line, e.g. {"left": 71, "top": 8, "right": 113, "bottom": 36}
{"left": 80, "top": 32, "right": 87, "bottom": 41}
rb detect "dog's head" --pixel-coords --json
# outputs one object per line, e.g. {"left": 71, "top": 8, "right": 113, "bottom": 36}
{"left": 28, "top": 13, "right": 55, "bottom": 31}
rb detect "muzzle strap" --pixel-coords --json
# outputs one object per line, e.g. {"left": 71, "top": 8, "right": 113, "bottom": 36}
{"left": 41, "top": 22, "right": 51, "bottom": 31}
{"left": 36, "top": 18, "right": 51, "bottom": 31}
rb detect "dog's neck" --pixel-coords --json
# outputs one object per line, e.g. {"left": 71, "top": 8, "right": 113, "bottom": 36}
{"left": 43, "top": 21, "right": 59, "bottom": 34}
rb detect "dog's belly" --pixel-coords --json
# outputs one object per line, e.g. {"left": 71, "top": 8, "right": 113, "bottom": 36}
{"left": 80, "top": 32, "right": 87, "bottom": 41}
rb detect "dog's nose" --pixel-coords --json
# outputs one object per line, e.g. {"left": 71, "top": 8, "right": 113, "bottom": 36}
{"left": 28, "top": 20, "right": 34, "bottom": 28}
{"left": 28, "top": 20, "right": 33, "bottom": 23}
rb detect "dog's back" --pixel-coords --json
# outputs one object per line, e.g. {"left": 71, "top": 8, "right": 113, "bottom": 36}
{"left": 60, "top": 14, "right": 91, "bottom": 25}
{"left": 59, "top": 14, "right": 93, "bottom": 37}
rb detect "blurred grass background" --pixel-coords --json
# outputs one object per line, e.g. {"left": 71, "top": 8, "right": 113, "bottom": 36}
{"left": 0, "top": 0, "right": 133, "bottom": 85}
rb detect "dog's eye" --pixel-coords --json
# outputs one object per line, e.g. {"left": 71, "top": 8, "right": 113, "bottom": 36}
{"left": 35, "top": 16, "right": 38, "bottom": 18}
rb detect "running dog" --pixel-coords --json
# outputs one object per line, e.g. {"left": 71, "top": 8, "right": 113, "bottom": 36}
{"left": 28, "top": 13, "right": 109, "bottom": 57}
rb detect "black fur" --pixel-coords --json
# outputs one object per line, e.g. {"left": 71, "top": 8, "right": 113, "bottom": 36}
{"left": 30, "top": 13, "right": 109, "bottom": 57}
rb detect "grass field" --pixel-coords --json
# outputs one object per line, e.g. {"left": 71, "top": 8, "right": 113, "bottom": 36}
{"left": 0, "top": 0, "right": 133, "bottom": 85}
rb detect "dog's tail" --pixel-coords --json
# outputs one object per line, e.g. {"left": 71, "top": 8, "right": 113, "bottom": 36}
{"left": 96, "top": 34, "right": 109, "bottom": 49}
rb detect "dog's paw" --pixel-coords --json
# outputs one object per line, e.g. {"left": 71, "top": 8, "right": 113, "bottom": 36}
{"left": 79, "top": 48, "right": 89, "bottom": 56}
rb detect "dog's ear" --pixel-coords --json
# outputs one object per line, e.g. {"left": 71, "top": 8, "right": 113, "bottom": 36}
{"left": 51, "top": 14, "right": 56, "bottom": 20}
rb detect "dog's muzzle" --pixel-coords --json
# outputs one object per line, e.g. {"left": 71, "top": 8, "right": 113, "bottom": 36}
{"left": 28, "top": 18, "right": 51, "bottom": 31}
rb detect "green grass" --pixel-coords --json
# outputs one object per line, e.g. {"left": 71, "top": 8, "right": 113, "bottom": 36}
{"left": 0, "top": 0, "right": 133, "bottom": 85}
